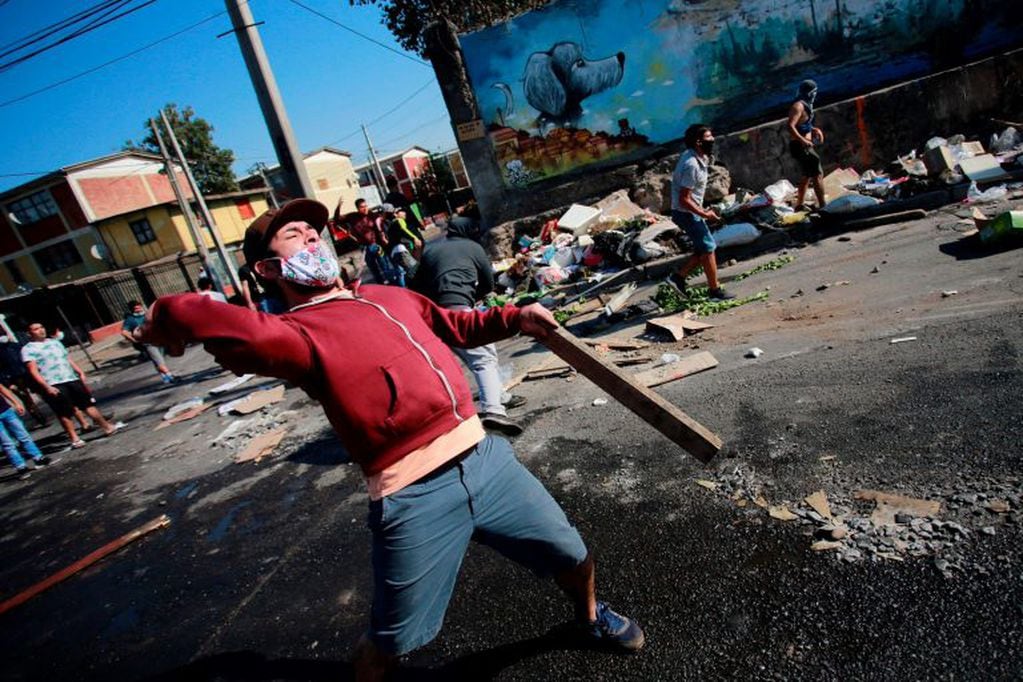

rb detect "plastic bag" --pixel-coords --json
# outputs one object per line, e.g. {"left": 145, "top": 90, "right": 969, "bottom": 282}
{"left": 712, "top": 222, "right": 761, "bottom": 248}
{"left": 764, "top": 179, "right": 796, "bottom": 203}
{"left": 989, "top": 127, "right": 1021, "bottom": 154}
{"left": 925, "top": 136, "right": 948, "bottom": 150}
{"left": 822, "top": 193, "right": 882, "bottom": 213}
{"left": 966, "top": 181, "right": 1008, "bottom": 204}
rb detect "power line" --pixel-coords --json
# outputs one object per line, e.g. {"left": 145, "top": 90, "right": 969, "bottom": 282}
{"left": 0, "top": 0, "right": 123, "bottom": 57}
{"left": 375, "top": 112, "right": 450, "bottom": 149}
{"left": 0, "top": 0, "right": 158, "bottom": 74}
{"left": 323, "top": 79, "right": 437, "bottom": 147}
{"left": 0, "top": 10, "right": 225, "bottom": 109}
{"left": 285, "top": 0, "right": 429, "bottom": 68}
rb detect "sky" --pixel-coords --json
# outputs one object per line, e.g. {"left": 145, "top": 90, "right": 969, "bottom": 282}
{"left": 0, "top": 0, "right": 457, "bottom": 193}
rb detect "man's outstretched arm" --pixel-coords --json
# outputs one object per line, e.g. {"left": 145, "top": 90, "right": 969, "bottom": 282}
{"left": 136, "top": 294, "right": 315, "bottom": 382}
{"left": 412, "top": 290, "right": 558, "bottom": 347}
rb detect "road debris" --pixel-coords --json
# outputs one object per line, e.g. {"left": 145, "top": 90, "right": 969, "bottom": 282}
{"left": 745, "top": 347, "right": 764, "bottom": 359}
{"left": 768, "top": 505, "right": 798, "bottom": 521}
{"left": 225, "top": 385, "right": 286, "bottom": 415}
{"left": 804, "top": 490, "right": 833, "bottom": 520}
{"left": 890, "top": 336, "right": 918, "bottom": 344}
{"left": 208, "top": 373, "right": 256, "bottom": 394}
{"left": 645, "top": 313, "right": 714, "bottom": 341}
{"left": 632, "top": 351, "right": 718, "bottom": 388}
{"left": 941, "top": 290, "right": 959, "bottom": 297}
{"left": 592, "top": 398, "right": 608, "bottom": 406}
{"left": 156, "top": 403, "right": 208, "bottom": 429}
{"left": 234, "top": 427, "right": 288, "bottom": 464}
{"left": 163, "top": 397, "right": 204, "bottom": 421}
{"left": 694, "top": 479, "right": 718, "bottom": 491}
{"left": 0, "top": 515, "right": 171, "bottom": 616}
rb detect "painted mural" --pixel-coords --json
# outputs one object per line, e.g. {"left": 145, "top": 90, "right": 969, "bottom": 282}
{"left": 459, "top": 0, "right": 1023, "bottom": 187}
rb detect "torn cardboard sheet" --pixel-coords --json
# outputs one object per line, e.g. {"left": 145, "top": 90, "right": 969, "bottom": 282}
{"left": 234, "top": 427, "right": 288, "bottom": 464}
{"left": 853, "top": 489, "right": 941, "bottom": 526}
{"left": 769, "top": 505, "right": 798, "bottom": 521}
{"left": 156, "top": 404, "right": 208, "bottom": 430}
{"left": 224, "top": 385, "right": 286, "bottom": 416}
{"left": 646, "top": 314, "right": 714, "bottom": 341}
{"left": 633, "top": 351, "right": 718, "bottom": 388}
{"left": 163, "top": 397, "right": 204, "bottom": 421}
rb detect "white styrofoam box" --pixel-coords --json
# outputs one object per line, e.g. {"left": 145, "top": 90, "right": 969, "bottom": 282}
{"left": 557, "top": 204, "right": 602, "bottom": 236}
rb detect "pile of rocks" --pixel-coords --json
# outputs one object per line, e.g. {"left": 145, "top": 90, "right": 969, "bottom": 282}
{"left": 696, "top": 465, "right": 1019, "bottom": 577}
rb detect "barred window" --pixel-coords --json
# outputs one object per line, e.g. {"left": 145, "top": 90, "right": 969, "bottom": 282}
{"left": 129, "top": 217, "right": 157, "bottom": 245}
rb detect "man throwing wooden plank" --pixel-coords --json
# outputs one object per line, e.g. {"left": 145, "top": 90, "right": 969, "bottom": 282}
{"left": 135, "top": 199, "right": 644, "bottom": 681}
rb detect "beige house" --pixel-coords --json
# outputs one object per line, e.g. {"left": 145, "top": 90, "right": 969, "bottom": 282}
{"left": 240, "top": 147, "right": 360, "bottom": 215}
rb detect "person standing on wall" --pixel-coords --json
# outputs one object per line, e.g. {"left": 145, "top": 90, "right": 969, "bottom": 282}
{"left": 787, "top": 79, "right": 827, "bottom": 210}
{"left": 667, "top": 124, "right": 735, "bottom": 301}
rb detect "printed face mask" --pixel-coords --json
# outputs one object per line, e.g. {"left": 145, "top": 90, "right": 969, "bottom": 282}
{"left": 275, "top": 242, "right": 340, "bottom": 288}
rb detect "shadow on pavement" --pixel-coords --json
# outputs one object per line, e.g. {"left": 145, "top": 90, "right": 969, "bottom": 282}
{"left": 142, "top": 628, "right": 598, "bottom": 681}
{"left": 286, "top": 432, "right": 350, "bottom": 466}
{"left": 938, "top": 235, "right": 1022, "bottom": 260}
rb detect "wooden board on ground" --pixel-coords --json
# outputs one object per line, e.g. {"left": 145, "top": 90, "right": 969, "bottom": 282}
{"left": 542, "top": 328, "right": 722, "bottom": 462}
{"left": 633, "top": 351, "right": 719, "bottom": 388}
{"left": 583, "top": 337, "right": 650, "bottom": 350}
{"left": 645, "top": 314, "right": 714, "bottom": 341}
{"left": 0, "top": 515, "right": 170, "bottom": 616}
{"left": 234, "top": 427, "right": 288, "bottom": 464}
{"left": 230, "top": 385, "right": 286, "bottom": 415}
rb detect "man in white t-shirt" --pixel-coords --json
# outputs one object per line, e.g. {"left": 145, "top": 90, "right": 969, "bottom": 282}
{"left": 21, "top": 322, "right": 120, "bottom": 448}
{"left": 197, "top": 276, "right": 228, "bottom": 303}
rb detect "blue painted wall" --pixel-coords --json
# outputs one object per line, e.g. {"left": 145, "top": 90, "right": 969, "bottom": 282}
{"left": 459, "top": 0, "right": 1023, "bottom": 187}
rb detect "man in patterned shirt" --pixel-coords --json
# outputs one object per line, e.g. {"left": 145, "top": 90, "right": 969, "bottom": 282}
{"left": 21, "top": 322, "right": 120, "bottom": 449}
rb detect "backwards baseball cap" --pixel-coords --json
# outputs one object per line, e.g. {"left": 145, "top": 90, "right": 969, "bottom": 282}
{"left": 243, "top": 198, "right": 329, "bottom": 265}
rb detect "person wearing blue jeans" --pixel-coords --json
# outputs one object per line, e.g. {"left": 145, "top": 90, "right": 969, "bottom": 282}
{"left": 0, "top": 384, "right": 51, "bottom": 478}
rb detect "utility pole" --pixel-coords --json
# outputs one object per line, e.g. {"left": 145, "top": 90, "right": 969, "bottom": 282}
{"left": 161, "top": 109, "right": 241, "bottom": 294}
{"left": 225, "top": 0, "right": 314, "bottom": 200}
{"left": 809, "top": 0, "right": 818, "bottom": 35}
{"left": 362, "top": 123, "right": 387, "bottom": 202}
{"left": 149, "top": 119, "right": 211, "bottom": 273}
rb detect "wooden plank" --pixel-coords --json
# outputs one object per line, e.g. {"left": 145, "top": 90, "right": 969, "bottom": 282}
{"left": 632, "top": 351, "right": 718, "bottom": 388}
{"left": 542, "top": 328, "right": 722, "bottom": 462}
{"left": 583, "top": 337, "right": 650, "bottom": 350}
{"left": 646, "top": 314, "right": 714, "bottom": 341}
{"left": 0, "top": 515, "right": 171, "bottom": 617}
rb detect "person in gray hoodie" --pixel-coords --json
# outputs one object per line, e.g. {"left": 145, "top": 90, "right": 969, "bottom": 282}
{"left": 413, "top": 206, "right": 526, "bottom": 436}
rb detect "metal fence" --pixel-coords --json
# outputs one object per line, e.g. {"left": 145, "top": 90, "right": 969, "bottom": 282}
{"left": 0, "top": 252, "right": 208, "bottom": 344}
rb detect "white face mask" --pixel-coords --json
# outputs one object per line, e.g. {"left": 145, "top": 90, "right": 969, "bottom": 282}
{"left": 274, "top": 242, "right": 340, "bottom": 288}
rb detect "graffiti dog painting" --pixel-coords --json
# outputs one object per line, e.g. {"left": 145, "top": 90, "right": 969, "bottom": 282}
{"left": 459, "top": 0, "right": 1023, "bottom": 188}
{"left": 514, "top": 42, "right": 625, "bottom": 127}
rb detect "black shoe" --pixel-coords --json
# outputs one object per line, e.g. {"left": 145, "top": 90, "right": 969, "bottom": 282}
{"left": 708, "top": 288, "right": 736, "bottom": 301}
{"left": 15, "top": 468, "right": 30, "bottom": 480}
{"left": 666, "top": 273, "right": 688, "bottom": 294}
{"left": 32, "top": 456, "right": 52, "bottom": 467}
{"left": 480, "top": 413, "right": 524, "bottom": 437}
{"left": 503, "top": 395, "right": 527, "bottom": 410}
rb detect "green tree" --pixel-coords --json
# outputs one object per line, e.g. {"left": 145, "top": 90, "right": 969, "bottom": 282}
{"left": 348, "top": 0, "right": 550, "bottom": 56}
{"left": 126, "top": 104, "right": 238, "bottom": 194}
{"left": 414, "top": 153, "right": 456, "bottom": 200}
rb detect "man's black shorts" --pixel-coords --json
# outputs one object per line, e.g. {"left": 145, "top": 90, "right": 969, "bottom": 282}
{"left": 43, "top": 380, "right": 95, "bottom": 418}
{"left": 788, "top": 140, "right": 823, "bottom": 178}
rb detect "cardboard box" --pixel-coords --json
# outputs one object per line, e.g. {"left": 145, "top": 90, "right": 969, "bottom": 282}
{"left": 923, "top": 145, "right": 956, "bottom": 176}
{"left": 959, "top": 154, "right": 1010, "bottom": 182}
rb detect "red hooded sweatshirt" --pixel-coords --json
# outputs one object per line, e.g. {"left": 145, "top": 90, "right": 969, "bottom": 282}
{"left": 149, "top": 285, "right": 521, "bottom": 475}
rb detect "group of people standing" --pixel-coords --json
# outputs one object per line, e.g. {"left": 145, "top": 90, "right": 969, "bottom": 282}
{"left": 0, "top": 321, "right": 123, "bottom": 479}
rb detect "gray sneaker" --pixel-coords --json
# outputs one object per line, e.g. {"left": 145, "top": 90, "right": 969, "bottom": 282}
{"left": 480, "top": 413, "right": 524, "bottom": 437}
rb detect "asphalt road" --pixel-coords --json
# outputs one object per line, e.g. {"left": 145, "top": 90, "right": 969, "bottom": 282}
{"left": 1, "top": 203, "right": 1021, "bottom": 681}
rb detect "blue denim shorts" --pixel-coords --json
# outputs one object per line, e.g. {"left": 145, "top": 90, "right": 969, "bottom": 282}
{"left": 672, "top": 210, "right": 716, "bottom": 254}
{"left": 366, "top": 434, "right": 588, "bottom": 655}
